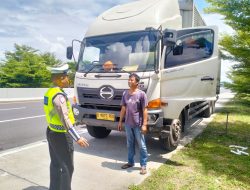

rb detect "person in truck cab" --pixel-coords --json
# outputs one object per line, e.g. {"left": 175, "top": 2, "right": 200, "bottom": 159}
{"left": 102, "top": 60, "right": 115, "bottom": 71}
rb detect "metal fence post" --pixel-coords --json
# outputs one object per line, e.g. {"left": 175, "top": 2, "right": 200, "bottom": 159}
{"left": 226, "top": 112, "right": 229, "bottom": 134}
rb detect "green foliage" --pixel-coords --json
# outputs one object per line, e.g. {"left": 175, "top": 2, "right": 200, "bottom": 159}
{"left": 0, "top": 44, "right": 61, "bottom": 88}
{"left": 130, "top": 100, "right": 250, "bottom": 190}
{"left": 67, "top": 61, "right": 77, "bottom": 87}
{"left": 205, "top": 0, "right": 250, "bottom": 101}
{"left": 205, "top": 0, "right": 250, "bottom": 31}
{"left": 41, "top": 52, "right": 62, "bottom": 67}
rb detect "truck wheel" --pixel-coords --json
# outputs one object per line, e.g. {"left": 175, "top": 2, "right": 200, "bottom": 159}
{"left": 211, "top": 101, "right": 215, "bottom": 114}
{"left": 86, "top": 125, "right": 111, "bottom": 138}
{"left": 202, "top": 102, "right": 213, "bottom": 118}
{"left": 160, "top": 119, "right": 181, "bottom": 151}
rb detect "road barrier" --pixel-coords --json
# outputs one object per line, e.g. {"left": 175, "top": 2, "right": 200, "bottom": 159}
{"left": 0, "top": 88, "right": 74, "bottom": 102}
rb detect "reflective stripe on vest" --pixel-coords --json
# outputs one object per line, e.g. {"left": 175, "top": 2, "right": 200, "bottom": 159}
{"left": 43, "top": 87, "right": 75, "bottom": 133}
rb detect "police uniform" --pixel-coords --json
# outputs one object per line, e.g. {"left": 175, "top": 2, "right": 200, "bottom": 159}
{"left": 44, "top": 64, "right": 80, "bottom": 190}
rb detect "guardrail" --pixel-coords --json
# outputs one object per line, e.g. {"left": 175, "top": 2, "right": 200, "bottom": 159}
{"left": 0, "top": 88, "right": 74, "bottom": 102}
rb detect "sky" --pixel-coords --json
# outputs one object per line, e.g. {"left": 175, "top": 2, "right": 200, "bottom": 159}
{"left": 0, "top": 0, "right": 234, "bottom": 82}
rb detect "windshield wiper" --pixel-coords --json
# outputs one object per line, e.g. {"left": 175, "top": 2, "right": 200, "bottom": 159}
{"left": 95, "top": 73, "right": 122, "bottom": 78}
{"left": 84, "top": 62, "right": 102, "bottom": 77}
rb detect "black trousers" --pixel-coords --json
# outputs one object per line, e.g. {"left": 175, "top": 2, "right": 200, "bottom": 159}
{"left": 46, "top": 127, "right": 74, "bottom": 190}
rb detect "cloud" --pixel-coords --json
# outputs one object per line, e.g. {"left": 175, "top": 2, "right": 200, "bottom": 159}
{"left": 57, "top": 37, "right": 66, "bottom": 43}
{"left": 36, "top": 35, "right": 65, "bottom": 54}
{"left": 202, "top": 14, "right": 234, "bottom": 35}
{"left": 0, "top": 0, "right": 132, "bottom": 61}
{"left": 0, "top": 25, "right": 29, "bottom": 38}
{"left": 0, "top": 0, "right": 235, "bottom": 82}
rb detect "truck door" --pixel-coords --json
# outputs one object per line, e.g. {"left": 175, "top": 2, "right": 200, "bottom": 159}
{"left": 161, "top": 26, "right": 220, "bottom": 117}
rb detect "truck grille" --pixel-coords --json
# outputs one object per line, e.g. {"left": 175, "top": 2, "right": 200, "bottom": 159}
{"left": 81, "top": 103, "right": 121, "bottom": 111}
{"left": 77, "top": 87, "right": 125, "bottom": 111}
{"left": 82, "top": 93, "right": 122, "bottom": 100}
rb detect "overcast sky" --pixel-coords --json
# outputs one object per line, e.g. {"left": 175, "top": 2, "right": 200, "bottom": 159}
{"left": 0, "top": 0, "right": 234, "bottom": 81}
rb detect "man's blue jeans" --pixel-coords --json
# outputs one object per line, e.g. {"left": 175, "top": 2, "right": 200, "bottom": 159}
{"left": 125, "top": 125, "right": 148, "bottom": 167}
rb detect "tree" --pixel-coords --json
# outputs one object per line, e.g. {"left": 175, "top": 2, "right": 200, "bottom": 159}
{"left": 205, "top": 0, "right": 250, "bottom": 101}
{"left": 67, "top": 61, "right": 77, "bottom": 87}
{"left": 0, "top": 44, "right": 60, "bottom": 87}
{"left": 41, "top": 52, "right": 62, "bottom": 67}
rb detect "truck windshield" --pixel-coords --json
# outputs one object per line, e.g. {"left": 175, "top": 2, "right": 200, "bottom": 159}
{"left": 77, "top": 31, "right": 159, "bottom": 73}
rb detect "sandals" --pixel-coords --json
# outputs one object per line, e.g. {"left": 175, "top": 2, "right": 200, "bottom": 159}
{"left": 121, "top": 163, "right": 147, "bottom": 175}
{"left": 121, "top": 163, "right": 134, "bottom": 169}
{"left": 140, "top": 166, "right": 147, "bottom": 175}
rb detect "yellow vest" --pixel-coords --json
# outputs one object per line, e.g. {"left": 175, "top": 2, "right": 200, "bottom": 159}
{"left": 44, "top": 87, "right": 75, "bottom": 133}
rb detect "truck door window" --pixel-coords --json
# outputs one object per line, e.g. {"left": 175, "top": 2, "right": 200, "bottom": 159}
{"left": 165, "top": 29, "right": 214, "bottom": 68}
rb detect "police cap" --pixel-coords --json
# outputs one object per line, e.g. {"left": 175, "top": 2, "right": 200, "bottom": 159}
{"left": 47, "top": 64, "right": 69, "bottom": 75}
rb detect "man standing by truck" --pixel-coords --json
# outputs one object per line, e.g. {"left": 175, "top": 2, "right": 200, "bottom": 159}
{"left": 118, "top": 73, "right": 148, "bottom": 175}
{"left": 44, "top": 64, "right": 89, "bottom": 190}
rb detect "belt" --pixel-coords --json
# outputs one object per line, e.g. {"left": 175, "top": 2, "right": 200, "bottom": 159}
{"left": 49, "top": 124, "right": 67, "bottom": 132}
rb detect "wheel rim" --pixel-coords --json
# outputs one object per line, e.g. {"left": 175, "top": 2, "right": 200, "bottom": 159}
{"left": 172, "top": 120, "right": 181, "bottom": 141}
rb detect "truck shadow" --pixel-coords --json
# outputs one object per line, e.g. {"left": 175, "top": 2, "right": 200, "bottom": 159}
{"left": 74, "top": 129, "right": 185, "bottom": 166}
{"left": 73, "top": 91, "right": 232, "bottom": 166}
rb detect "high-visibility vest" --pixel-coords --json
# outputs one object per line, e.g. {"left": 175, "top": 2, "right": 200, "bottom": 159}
{"left": 44, "top": 87, "right": 75, "bottom": 133}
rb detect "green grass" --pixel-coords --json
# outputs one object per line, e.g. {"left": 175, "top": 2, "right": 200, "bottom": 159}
{"left": 129, "top": 99, "right": 250, "bottom": 190}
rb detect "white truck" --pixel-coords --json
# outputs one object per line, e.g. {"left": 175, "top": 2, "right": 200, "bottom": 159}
{"left": 67, "top": 0, "right": 221, "bottom": 150}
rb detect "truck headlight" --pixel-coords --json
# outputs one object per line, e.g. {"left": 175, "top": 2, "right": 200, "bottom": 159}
{"left": 148, "top": 114, "right": 158, "bottom": 123}
{"left": 148, "top": 98, "right": 167, "bottom": 109}
{"left": 73, "top": 108, "right": 79, "bottom": 116}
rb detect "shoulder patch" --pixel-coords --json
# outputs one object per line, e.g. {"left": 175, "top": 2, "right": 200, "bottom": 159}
{"left": 59, "top": 96, "right": 66, "bottom": 104}
{"left": 44, "top": 96, "right": 48, "bottom": 105}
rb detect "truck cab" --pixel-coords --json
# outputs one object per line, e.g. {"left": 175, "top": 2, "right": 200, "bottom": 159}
{"left": 67, "top": 0, "right": 220, "bottom": 151}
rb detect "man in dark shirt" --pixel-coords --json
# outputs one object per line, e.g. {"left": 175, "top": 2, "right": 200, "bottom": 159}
{"left": 118, "top": 73, "right": 148, "bottom": 175}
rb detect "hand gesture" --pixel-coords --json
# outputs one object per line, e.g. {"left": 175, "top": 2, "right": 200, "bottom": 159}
{"left": 117, "top": 122, "right": 122, "bottom": 131}
{"left": 141, "top": 125, "right": 147, "bottom": 135}
{"left": 77, "top": 137, "right": 89, "bottom": 147}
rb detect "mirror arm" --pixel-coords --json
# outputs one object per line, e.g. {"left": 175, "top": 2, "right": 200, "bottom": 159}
{"left": 68, "top": 39, "right": 84, "bottom": 63}
{"left": 71, "top": 39, "right": 81, "bottom": 63}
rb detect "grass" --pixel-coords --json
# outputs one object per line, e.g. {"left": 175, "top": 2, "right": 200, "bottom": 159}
{"left": 129, "top": 99, "right": 250, "bottom": 190}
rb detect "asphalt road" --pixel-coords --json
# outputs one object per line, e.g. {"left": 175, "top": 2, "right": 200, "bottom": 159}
{"left": 0, "top": 100, "right": 46, "bottom": 151}
{"left": 0, "top": 90, "right": 234, "bottom": 190}
{"left": 0, "top": 88, "right": 232, "bottom": 153}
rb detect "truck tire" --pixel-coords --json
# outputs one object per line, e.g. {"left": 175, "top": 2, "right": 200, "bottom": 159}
{"left": 211, "top": 101, "right": 215, "bottom": 114}
{"left": 160, "top": 119, "right": 181, "bottom": 151}
{"left": 202, "top": 101, "right": 214, "bottom": 118}
{"left": 86, "top": 125, "right": 111, "bottom": 138}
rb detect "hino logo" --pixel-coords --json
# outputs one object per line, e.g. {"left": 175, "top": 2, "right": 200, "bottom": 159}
{"left": 100, "top": 86, "right": 114, "bottom": 99}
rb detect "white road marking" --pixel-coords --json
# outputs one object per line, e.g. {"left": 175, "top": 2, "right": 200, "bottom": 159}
{"left": 0, "top": 107, "right": 26, "bottom": 111}
{"left": 0, "top": 127, "right": 87, "bottom": 157}
{"left": 0, "top": 141, "right": 46, "bottom": 157}
{"left": 0, "top": 115, "right": 45, "bottom": 123}
{"left": 0, "top": 100, "right": 41, "bottom": 105}
{"left": 0, "top": 129, "right": 87, "bottom": 156}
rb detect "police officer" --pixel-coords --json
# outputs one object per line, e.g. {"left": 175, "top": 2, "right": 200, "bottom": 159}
{"left": 44, "top": 64, "right": 89, "bottom": 190}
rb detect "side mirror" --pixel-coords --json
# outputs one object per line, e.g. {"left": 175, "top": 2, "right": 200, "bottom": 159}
{"left": 163, "top": 29, "right": 177, "bottom": 46}
{"left": 173, "top": 40, "right": 183, "bottom": 55}
{"left": 173, "top": 46, "right": 183, "bottom": 55}
{"left": 66, "top": 46, "right": 73, "bottom": 60}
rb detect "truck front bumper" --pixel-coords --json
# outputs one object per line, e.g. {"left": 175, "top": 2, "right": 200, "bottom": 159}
{"left": 72, "top": 104, "right": 164, "bottom": 131}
